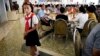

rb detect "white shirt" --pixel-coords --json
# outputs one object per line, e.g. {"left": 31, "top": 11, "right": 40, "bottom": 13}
{"left": 73, "top": 13, "right": 88, "bottom": 29}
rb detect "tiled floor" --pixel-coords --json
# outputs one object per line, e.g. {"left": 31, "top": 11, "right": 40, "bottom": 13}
{"left": 40, "top": 34, "right": 75, "bottom": 56}
{"left": 0, "top": 20, "right": 29, "bottom": 56}
{"left": 0, "top": 12, "right": 75, "bottom": 56}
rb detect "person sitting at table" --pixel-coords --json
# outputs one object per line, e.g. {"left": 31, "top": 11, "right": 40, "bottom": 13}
{"left": 44, "top": 5, "right": 50, "bottom": 17}
{"left": 56, "top": 7, "right": 68, "bottom": 22}
{"left": 37, "top": 5, "right": 51, "bottom": 26}
{"left": 87, "top": 6, "right": 98, "bottom": 22}
{"left": 54, "top": 4, "right": 61, "bottom": 14}
{"left": 72, "top": 5, "right": 88, "bottom": 33}
{"left": 37, "top": 5, "right": 45, "bottom": 20}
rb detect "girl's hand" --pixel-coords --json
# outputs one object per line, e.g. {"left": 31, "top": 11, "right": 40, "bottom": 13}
{"left": 24, "top": 32, "right": 28, "bottom": 36}
{"left": 24, "top": 32, "right": 28, "bottom": 39}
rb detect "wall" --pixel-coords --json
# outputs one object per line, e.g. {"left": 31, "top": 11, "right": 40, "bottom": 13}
{"left": 62, "top": 0, "right": 99, "bottom": 5}
{"left": 86, "top": 0, "right": 99, "bottom": 5}
{"left": 11, "top": 0, "right": 99, "bottom": 9}
{"left": 12, "top": 0, "right": 37, "bottom": 9}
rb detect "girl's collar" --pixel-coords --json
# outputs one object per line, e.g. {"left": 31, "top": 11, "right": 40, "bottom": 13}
{"left": 25, "top": 12, "right": 34, "bottom": 20}
{"left": 26, "top": 12, "right": 32, "bottom": 17}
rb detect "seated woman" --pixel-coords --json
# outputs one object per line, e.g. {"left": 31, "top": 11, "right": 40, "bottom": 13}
{"left": 44, "top": 5, "right": 50, "bottom": 15}
{"left": 37, "top": 5, "right": 52, "bottom": 26}
{"left": 37, "top": 5, "right": 50, "bottom": 26}
{"left": 56, "top": 7, "right": 68, "bottom": 22}
{"left": 87, "top": 6, "right": 98, "bottom": 22}
{"left": 72, "top": 6, "right": 88, "bottom": 33}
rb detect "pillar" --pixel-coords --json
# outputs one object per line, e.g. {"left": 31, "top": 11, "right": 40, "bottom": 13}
{"left": 0, "top": 0, "right": 8, "bottom": 23}
{"left": 5, "top": 0, "right": 11, "bottom": 11}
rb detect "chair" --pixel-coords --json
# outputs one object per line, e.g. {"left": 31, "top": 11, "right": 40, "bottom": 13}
{"left": 81, "top": 19, "right": 98, "bottom": 37}
{"left": 53, "top": 19, "right": 68, "bottom": 39}
{"left": 73, "top": 28, "right": 82, "bottom": 56}
{"left": 89, "top": 20, "right": 98, "bottom": 32}
{"left": 80, "top": 19, "right": 98, "bottom": 56}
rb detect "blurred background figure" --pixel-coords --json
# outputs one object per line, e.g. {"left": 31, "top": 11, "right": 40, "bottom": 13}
{"left": 12, "top": 1, "right": 19, "bottom": 10}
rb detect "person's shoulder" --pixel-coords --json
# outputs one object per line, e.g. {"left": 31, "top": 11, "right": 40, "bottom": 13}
{"left": 56, "top": 14, "right": 61, "bottom": 18}
{"left": 63, "top": 14, "right": 68, "bottom": 17}
{"left": 62, "top": 14, "right": 68, "bottom": 18}
{"left": 57, "top": 14, "right": 66, "bottom": 16}
{"left": 83, "top": 13, "right": 88, "bottom": 17}
{"left": 31, "top": 13, "right": 36, "bottom": 17}
{"left": 76, "top": 13, "right": 81, "bottom": 16}
{"left": 94, "top": 23, "right": 100, "bottom": 29}
{"left": 88, "top": 13, "right": 94, "bottom": 15}
{"left": 33, "top": 14, "right": 37, "bottom": 17}
{"left": 78, "top": 13, "right": 83, "bottom": 15}
{"left": 56, "top": 14, "right": 63, "bottom": 17}
{"left": 91, "top": 23, "right": 100, "bottom": 33}
{"left": 58, "top": 14, "right": 67, "bottom": 18}
{"left": 78, "top": 13, "right": 87, "bottom": 16}
{"left": 56, "top": 14, "right": 61, "bottom": 16}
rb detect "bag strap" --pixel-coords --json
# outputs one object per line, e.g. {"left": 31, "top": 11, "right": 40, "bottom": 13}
{"left": 30, "top": 16, "right": 32, "bottom": 28}
{"left": 30, "top": 13, "right": 34, "bottom": 29}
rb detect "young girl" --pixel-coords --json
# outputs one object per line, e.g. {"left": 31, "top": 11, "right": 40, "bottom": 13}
{"left": 23, "top": 3, "right": 41, "bottom": 56}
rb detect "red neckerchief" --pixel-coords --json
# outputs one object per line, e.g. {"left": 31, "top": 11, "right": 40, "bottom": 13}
{"left": 25, "top": 13, "right": 34, "bottom": 32}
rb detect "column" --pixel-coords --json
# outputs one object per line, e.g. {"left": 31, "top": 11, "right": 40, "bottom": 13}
{"left": 5, "top": 0, "right": 11, "bottom": 11}
{"left": 0, "top": 0, "right": 8, "bottom": 23}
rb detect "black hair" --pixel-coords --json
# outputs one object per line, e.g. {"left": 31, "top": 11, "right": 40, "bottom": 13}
{"left": 90, "top": 5, "right": 96, "bottom": 11}
{"left": 47, "top": 4, "right": 50, "bottom": 7}
{"left": 87, "top": 6, "right": 96, "bottom": 13}
{"left": 56, "top": 5, "right": 59, "bottom": 8}
{"left": 22, "top": 2, "right": 33, "bottom": 13}
{"left": 87, "top": 6, "right": 94, "bottom": 12}
{"left": 35, "top": 4, "right": 38, "bottom": 7}
{"left": 79, "top": 5, "right": 86, "bottom": 13}
{"left": 45, "top": 5, "right": 48, "bottom": 8}
{"left": 60, "top": 7, "right": 65, "bottom": 13}
{"left": 39, "top": 4, "right": 42, "bottom": 7}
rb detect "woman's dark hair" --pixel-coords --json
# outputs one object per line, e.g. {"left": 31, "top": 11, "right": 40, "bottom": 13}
{"left": 79, "top": 5, "right": 86, "bottom": 13}
{"left": 56, "top": 5, "right": 59, "bottom": 8}
{"left": 22, "top": 2, "right": 33, "bottom": 13}
{"left": 45, "top": 5, "right": 48, "bottom": 8}
{"left": 87, "top": 6, "right": 96, "bottom": 13}
{"left": 39, "top": 4, "right": 42, "bottom": 7}
{"left": 60, "top": 7, "right": 65, "bottom": 13}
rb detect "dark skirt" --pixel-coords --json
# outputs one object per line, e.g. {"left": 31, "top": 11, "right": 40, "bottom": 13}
{"left": 25, "top": 30, "right": 41, "bottom": 46}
